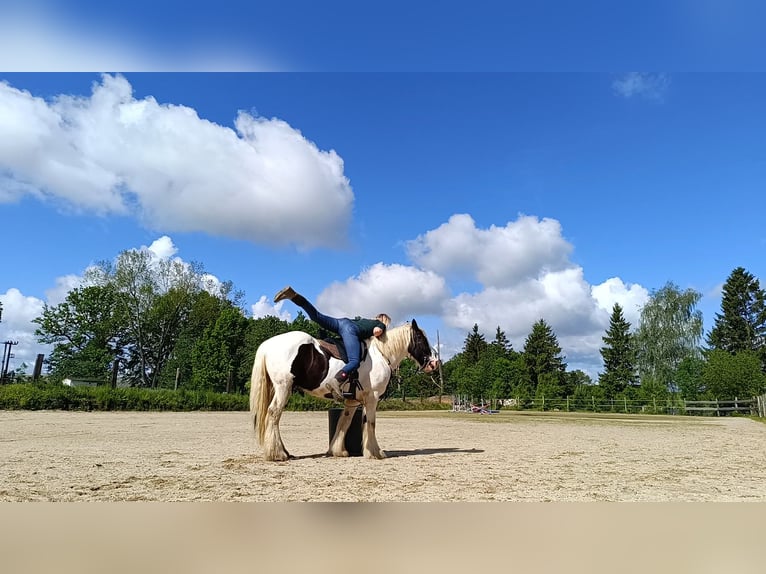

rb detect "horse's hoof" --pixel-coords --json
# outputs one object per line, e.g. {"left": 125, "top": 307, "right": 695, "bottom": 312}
{"left": 328, "top": 449, "right": 349, "bottom": 458}
{"left": 364, "top": 450, "right": 386, "bottom": 460}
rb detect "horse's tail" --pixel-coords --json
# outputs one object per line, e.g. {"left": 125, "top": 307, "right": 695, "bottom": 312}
{"left": 250, "top": 345, "right": 273, "bottom": 446}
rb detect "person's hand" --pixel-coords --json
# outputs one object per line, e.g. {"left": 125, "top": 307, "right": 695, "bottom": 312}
{"left": 373, "top": 326, "right": 383, "bottom": 337}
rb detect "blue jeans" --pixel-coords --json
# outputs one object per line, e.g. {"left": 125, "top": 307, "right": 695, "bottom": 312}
{"left": 295, "top": 299, "right": 361, "bottom": 375}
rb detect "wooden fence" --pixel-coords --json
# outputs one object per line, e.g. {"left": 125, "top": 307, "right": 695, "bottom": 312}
{"left": 683, "top": 398, "right": 755, "bottom": 416}
{"left": 457, "top": 394, "right": 766, "bottom": 417}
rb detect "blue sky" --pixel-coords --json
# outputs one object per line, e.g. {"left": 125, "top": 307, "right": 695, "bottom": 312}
{"left": 3, "top": 71, "right": 766, "bottom": 379}
{"left": 2, "top": 3, "right": 766, "bottom": 379}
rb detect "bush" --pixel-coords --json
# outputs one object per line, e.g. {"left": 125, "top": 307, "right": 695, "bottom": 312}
{"left": 0, "top": 383, "right": 249, "bottom": 411}
{"left": 0, "top": 383, "right": 453, "bottom": 412}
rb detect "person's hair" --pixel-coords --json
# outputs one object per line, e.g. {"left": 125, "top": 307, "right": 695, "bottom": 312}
{"left": 376, "top": 313, "right": 391, "bottom": 327}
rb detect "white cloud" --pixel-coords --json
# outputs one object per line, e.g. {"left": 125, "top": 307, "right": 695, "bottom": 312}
{"left": 0, "top": 5, "right": 279, "bottom": 71}
{"left": 269, "top": 213, "right": 652, "bottom": 379}
{"left": 612, "top": 73, "right": 670, "bottom": 101}
{"left": 443, "top": 268, "right": 598, "bottom": 341}
{"left": 0, "top": 288, "right": 50, "bottom": 372}
{"left": 252, "top": 296, "right": 292, "bottom": 321}
{"left": 147, "top": 236, "right": 178, "bottom": 260}
{"left": 45, "top": 274, "right": 83, "bottom": 306}
{"left": 404, "top": 214, "right": 652, "bottom": 379}
{"left": 406, "top": 213, "right": 573, "bottom": 287}
{"left": 590, "top": 277, "right": 650, "bottom": 328}
{"left": 317, "top": 263, "right": 450, "bottom": 323}
{"left": 0, "top": 74, "right": 353, "bottom": 249}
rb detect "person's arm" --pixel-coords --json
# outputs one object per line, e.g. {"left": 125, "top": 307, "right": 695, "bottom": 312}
{"left": 373, "top": 326, "right": 384, "bottom": 337}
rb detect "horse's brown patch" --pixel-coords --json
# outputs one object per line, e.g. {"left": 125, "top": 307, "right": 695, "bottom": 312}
{"left": 290, "top": 343, "right": 329, "bottom": 390}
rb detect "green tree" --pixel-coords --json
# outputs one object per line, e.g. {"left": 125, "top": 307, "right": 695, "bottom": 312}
{"left": 706, "top": 267, "right": 766, "bottom": 369}
{"left": 635, "top": 282, "right": 703, "bottom": 392}
{"left": 702, "top": 349, "right": 766, "bottom": 399}
{"left": 507, "top": 354, "right": 533, "bottom": 403}
{"left": 159, "top": 290, "right": 233, "bottom": 389}
{"left": 393, "top": 358, "right": 440, "bottom": 401}
{"left": 564, "top": 369, "right": 593, "bottom": 398}
{"left": 190, "top": 305, "right": 250, "bottom": 392}
{"left": 463, "top": 323, "right": 488, "bottom": 364}
{"left": 675, "top": 355, "right": 705, "bottom": 400}
{"left": 290, "top": 311, "right": 321, "bottom": 338}
{"left": 490, "top": 326, "right": 513, "bottom": 357}
{"left": 33, "top": 284, "right": 126, "bottom": 382}
{"left": 572, "top": 380, "right": 605, "bottom": 411}
{"left": 89, "top": 249, "right": 214, "bottom": 387}
{"left": 239, "top": 315, "right": 292, "bottom": 390}
{"left": 598, "top": 303, "right": 637, "bottom": 399}
{"left": 522, "top": 319, "right": 566, "bottom": 397}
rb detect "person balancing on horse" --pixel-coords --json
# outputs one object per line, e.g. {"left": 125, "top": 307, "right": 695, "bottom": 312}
{"left": 274, "top": 286, "right": 390, "bottom": 400}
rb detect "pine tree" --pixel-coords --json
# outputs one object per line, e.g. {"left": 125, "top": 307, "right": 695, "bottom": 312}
{"left": 706, "top": 267, "right": 766, "bottom": 368}
{"left": 598, "top": 303, "right": 637, "bottom": 399}
{"left": 463, "top": 323, "right": 488, "bottom": 364}
{"left": 522, "top": 319, "right": 566, "bottom": 395}
{"left": 489, "top": 326, "right": 513, "bottom": 357}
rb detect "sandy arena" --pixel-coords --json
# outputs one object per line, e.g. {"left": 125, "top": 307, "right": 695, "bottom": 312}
{"left": 1, "top": 409, "right": 765, "bottom": 502}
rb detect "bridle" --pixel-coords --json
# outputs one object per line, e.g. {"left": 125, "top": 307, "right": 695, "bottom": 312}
{"left": 415, "top": 354, "right": 438, "bottom": 373}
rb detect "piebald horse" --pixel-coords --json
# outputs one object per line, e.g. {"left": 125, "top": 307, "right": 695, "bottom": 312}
{"left": 250, "top": 319, "right": 439, "bottom": 461}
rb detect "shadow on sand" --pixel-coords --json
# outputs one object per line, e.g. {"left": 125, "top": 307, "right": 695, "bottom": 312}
{"left": 382, "top": 447, "right": 484, "bottom": 458}
{"left": 289, "top": 447, "right": 483, "bottom": 460}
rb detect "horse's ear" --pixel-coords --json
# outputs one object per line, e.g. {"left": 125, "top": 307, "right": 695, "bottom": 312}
{"left": 411, "top": 318, "right": 418, "bottom": 329}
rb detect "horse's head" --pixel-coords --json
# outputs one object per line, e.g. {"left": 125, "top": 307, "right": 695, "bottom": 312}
{"left": 408, "top": 319, "right": 440, "bottom": 373}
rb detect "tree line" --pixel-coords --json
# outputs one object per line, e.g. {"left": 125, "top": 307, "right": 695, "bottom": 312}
{"left": 439, "top": 267, "right": 766, "bottom": 406}
{"left": 20, "top": 248, "right": 766, "bottom": 405}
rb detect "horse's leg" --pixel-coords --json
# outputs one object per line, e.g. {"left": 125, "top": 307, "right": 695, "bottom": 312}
{"left": 362, "top": 399, "right": 385, "bottom": 459}
{"left": 264, "top": 378, "right": 292, "bottom": 461}
{"left": 328, "top": 403, "right": 356, "bottom": 457}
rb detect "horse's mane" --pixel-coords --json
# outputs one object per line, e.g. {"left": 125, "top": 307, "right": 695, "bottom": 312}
{"left": 369, "top": 322, "right": 412, "bottom": 363}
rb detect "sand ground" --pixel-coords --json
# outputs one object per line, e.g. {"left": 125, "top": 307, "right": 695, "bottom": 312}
{"left": 1, "top": 409, "right": 765, "bottom": 502}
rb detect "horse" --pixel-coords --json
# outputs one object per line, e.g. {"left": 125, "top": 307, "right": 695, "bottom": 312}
{"left": 249, "top": 319, "right": 439, "bottom": 461}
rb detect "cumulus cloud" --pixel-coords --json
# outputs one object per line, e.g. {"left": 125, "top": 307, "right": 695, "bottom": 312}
{"left": 443, "top": 268, "right": 598, "bottom": 340}
{"left": 147, "top": 236, "right": 179, "bottom": 260}
{"left": 45, "top": 274, "right": 83, "bottom": 306}
{"left": 0, "top": 74, "right": 353, "bottom": 249}
{"left": 316, "top": 263, "right": 450, "bottom": 323}
{"left": 403, "top": 214, "right": 651, "bottom": 377}
{"left": 612, "top": 73, "right": 670, "bottom": 101}
{"left": 0, "top": 288, "right": 49, "bottom": 372}
{"left": 253, "top": 296, "right": 292, "bottom": 322}
{"left": 271, "top": 213, "right": 651, "bottom": 378}
{"left": 590, "top": 277, "right": 650, "bottom": 328}
{"left": 406, "top": 213, "right": 573, "bottom": 287}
